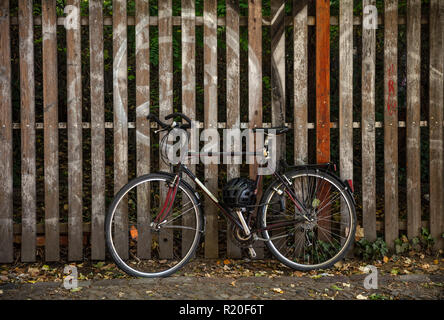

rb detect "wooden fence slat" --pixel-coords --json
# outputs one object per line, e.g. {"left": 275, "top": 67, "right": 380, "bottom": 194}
{"left": 19, "top": 0, "right": 36, "bottom": 262}
{"left": 226, "top": 0, "right": 241, "bottom": 258}
{"left": 66, "top": 0, "right": 83, "bottom": 261}
{"left": 293, "top": 0, "right": 308, "bottom": 166}
{"left": 316, "top": 0, "right": 330, "bottom": 165}
{"left": 339, "top": 0, "right": 353, "bottom": 187}
{"left": 89, "top": 0, "right": 105, "bottom": 260}
{"left": 384, "top": 0, "right": 399, "bottom": 249}
{"left": 271, "top": 0, "right": 285, "bottom": 160}
{"left": 429, "top": 0, "right": 444, "bottom": 249}
{"left": 158, "top": 0, "right": 173, "bottom": 259}
{"left": 316, "top": 0, "right": 331, "bottom": 241}
{"left": 248, "top": 0, "right": 263, "bottom": 259}
{"left": 340, "top": 0, "right": 353, "bottom": 252}
{"left": 113, "top": 0, "right": 129, "bottom": 260}
{"left": 42, "top": 0, "right": 59, "bottom": 261}
{"left": 361, "top": 0, "right": 377, "bottom": 241}
{"left": 0, "top": 0, "right": 14, "bottom": 263}
{"left": 135, "top": 0, "right": 151, "bottom": 259}
{"left": 204, "top": 0, "right": 218, "bottom": 259}
{"left": 182, "top": 0, "right": 196, "bottom": 258}
{"left": 406, "top": 0, "right": 421, "bottom": 240}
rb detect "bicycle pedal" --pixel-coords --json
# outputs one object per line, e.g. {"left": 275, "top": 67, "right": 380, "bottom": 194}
{"left": 248, "top": 247, "right": 257, "bottom": 258}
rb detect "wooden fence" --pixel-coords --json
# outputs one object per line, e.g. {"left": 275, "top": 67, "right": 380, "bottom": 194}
{"left": 0, "top": 0, "right": 443, "bottom": 263}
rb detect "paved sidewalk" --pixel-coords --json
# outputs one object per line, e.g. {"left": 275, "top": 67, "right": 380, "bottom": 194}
{"left": 1, "top": 272, "right": 443, "bottom": 300}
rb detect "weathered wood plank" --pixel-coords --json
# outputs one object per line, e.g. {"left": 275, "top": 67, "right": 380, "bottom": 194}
{"left": 340, "top": 0, "right": 353, "bottom": 250}
{"left": 384, "top": 0, "right": 399, "bottom": 249}
{"left": 66, "top": 0, "right": 83, "bottom": 261}
{"left": 339, "top": 0, "right": 353, "bottom": 187}
{"left": 89, "top": 0, "right": 105, "bottom": 260}
{"left": 226, "top": 0, "right": 241, "bottom": 258}
{"left": 293, "top": 0, "right": 308, "bottom": 166}
{"left": 429, "top": 0, "right": 444, "bottom": 249}
{"left": 135, "top": 0, "right": 151, "bottom": 259}
{"left": 182, "top": 0, "right": 196, "bottom": 258}
{"left": 113, "top": 0, "right": 129, "bottom": 260}
{"left": 406, "top": 0, "right": 421, "bottom": 240}
{"left": 361, "top": 0, "right": 377, "bottom": 241}
{"left": 316, "top": 0, "right": 331, "bottom": 241}
{"left": 19, "top": 0, "right": 36, "bottom": 262}
{"left": 158, "top": 0, "right": 173, "bottom": 259}
{"left": 203, "top": 0, "right": 218, "bottom": 259}
{"left": 248, "top": 0, "right": 263, "bottom": 259}
{"left": 0, "top": 0, "right": 14, "bottom": 263}
{"left": 271, "top": 0, "right": 285, "bottom": 160}
{"left": 42, "top": 0, "right": 59, "bottom": 261}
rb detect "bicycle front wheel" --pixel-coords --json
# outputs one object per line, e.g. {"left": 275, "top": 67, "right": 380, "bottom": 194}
{"left": 105, "top": 173, "right": 203, "bottom": 278}
{"left": 258, "top": 169, "right": 356, "bottom": 271}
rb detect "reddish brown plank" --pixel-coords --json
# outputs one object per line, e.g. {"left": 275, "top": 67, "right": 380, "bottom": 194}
{"left": 316, "top": 0, "right": 330, "bottom": 164}
{"left": 406, "top": 0, "right": 421, "bottom": 240}
{"left": 316, "top": 0, "right": 331, "bottom": 241}
{"left": 226, "top": 0, "right": 241, "bottom": 258}
{"left": 42, "top": 0, "right": 59, "bottom": 261}
{"left": 19, "top": 0, "right": 36, "bottom": 262}
{"left": 384, "top": 0, "right": 399, "bottom": 249}
{"left": 0, "top": 0, "right": 14, "bottom": 263}
{"left": 89, "top": 0, "right": 106, "bottom": 260}
{"left": 361, "top": 0, "right": 377, "bottom": 241}
{"left": 429, "top": 0, "right": 443, "bottom": 249}
{"left": 203, "top": 0, "right": 218, "bottom": 259}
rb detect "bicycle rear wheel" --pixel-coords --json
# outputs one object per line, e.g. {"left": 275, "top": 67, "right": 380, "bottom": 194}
{"left": 258, "top": 169, "right": 356, "bottom": 271}
{"left": 105, "top": 173, "right": 203, "bottom": 278}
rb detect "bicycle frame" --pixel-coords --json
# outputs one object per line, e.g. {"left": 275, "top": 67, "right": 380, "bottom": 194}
{"left": 153, "top": 158, "right": 313, "bottom": 237}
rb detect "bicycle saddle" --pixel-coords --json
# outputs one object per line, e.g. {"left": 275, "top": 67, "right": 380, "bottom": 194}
{"left": 251, "top": 126, "right": 289, "bottom": 135}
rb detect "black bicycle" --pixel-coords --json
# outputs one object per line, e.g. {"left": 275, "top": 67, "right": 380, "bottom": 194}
{"left": 105, "top": 113, "right": 356, "bottom": 277}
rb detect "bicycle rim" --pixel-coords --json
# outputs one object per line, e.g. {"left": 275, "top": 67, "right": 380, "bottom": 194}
{"left": 260, "top": 170, "right": 356, "bottom": 270}
{"left": 106, "top": 174, "right": 202, "bottom": 277}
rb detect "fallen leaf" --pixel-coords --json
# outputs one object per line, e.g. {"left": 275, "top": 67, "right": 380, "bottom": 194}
{"left": 355, "top": 225, "right": 364, "bottom": 241}
{"left": 383, "top": 256, "right": 389, "bottom": 263}
{"left": 342, "top": 282, "right": 351, "bottom": 288}
{"left": 70, "top": 287, "right": 82, "bottom": 293}
{"left": 272, "top": 288, "right": 284, "bottom": 294}
{"left": 223, "top": 259, "right": 231, "bottom": 265}
{"left": 0, "top": 290, "right": 3, "bottom": 294}
{"left": 27, "top": 267, "right": 39, "bottom": 277}
{"left": 433, "top": 260, "right": 439, "bottom": 265}
{"left": 41, "top": 265, "right": 50, "bottom": 271}
{"left": 230, "top": 280, "right": 236, "bottom": 287}
{"left": 331, "top": 284, "right": 343, "bottom": 291}
{"left": 130, "top": 225, "right": 138, "bottom": 240}
{"left": 356, "top": 294, "right": 368, "bottom": 300}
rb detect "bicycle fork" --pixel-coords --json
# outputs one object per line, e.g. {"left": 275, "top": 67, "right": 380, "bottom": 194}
{"left": 151, "top": 175, "right": 180, "bottom": 229}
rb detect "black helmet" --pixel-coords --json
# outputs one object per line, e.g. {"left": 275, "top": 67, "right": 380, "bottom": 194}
{"left": 222, "top": 177, "right": 257, "bottom": 208}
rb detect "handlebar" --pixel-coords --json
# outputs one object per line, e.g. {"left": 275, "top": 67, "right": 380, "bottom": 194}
{"left": 146, "top": 112, "right": 192, "bottom": 131}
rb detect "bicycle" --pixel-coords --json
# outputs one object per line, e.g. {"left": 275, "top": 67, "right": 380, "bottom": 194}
{"left": 105, "top": 112, "right": 357, "bottom": 278}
